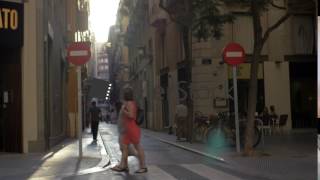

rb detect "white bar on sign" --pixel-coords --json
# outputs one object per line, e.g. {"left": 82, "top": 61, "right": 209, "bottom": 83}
{"left": 70, "top": 50, "right": 88, "bottom": 56}
{"left": 226, "top": 51, "right": 242, "bottom": 57}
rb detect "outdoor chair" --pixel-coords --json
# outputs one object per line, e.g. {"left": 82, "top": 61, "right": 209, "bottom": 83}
{"left": 261, "top": 115, "right": 272, "bottom": 136}
{"left": 256, "top": 116, "right": 272, "bottom": 136}
{"left": 278, "top": 114, "right": 288, "bottom": 135}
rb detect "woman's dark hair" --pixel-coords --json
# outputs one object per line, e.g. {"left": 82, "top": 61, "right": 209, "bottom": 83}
{"left": 123, "top": 87, "right": 134, "bottom": 101}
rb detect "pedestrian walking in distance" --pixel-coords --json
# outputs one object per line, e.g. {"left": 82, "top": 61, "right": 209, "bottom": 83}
{"left": 111, "top": 87, "right": 147, "bottom": 173}
{"left": 89, "top": 101, "right": 101, "bottom": 143}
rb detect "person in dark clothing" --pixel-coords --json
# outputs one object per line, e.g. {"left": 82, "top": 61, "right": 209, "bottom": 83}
{"left": 115, "top": 101, "right": 122, "bottom": 114}
{"left": 89, "top": 101, "right": 101, "bottom": 142}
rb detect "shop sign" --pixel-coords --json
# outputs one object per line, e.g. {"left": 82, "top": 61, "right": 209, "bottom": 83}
{"left": 0, "top": 1, "right": 23, "bottom": 47}
{"left": 228, "top": 63, "right": 264, "bottom": 79}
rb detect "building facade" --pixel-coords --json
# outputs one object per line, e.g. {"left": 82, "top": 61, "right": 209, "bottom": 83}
{"left": 108, "top": 0, "right": 131, "bottom": 107}
{"left": 66, "top": 0, "right": 90, "bottom": 138}
{"left": 110, "top": 0, "right": 316, "bottom": 134}
{"left": 96, "top": 43, "right": 109, "bottom": 80}
{"left": 0, "top": 0, "right": 72, "bottom": 153}
{"left": 0, "top": 0, "right": 90, "bottom": 153}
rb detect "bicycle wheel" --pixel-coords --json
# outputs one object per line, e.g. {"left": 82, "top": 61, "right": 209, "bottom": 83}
{"left": 253, "top": 126, "right": 262, "bottom": 148}
{"left": 206, "top": 127, "right": 228, "bottom": 148}
{"left": 238, "top": 126, "right": 261, "bottom": 148}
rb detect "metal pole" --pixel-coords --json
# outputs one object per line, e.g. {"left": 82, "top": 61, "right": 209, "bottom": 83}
{"left": 77, "top": 67, "right": 83, "bottom": 158}
{"left": 233, "top": 66, "right": 240, "bottom": 153}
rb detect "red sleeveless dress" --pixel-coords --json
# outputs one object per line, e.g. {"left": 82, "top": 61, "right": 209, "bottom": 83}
{"left": 121, "top": 101, "right": 141, "bottom": 145}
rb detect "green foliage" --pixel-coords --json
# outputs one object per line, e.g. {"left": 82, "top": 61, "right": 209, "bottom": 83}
{"left": 192, "top": 0, "right": 272, "bottom": 41}
{"left": 192, "top": 0, "right": 234, "bottom": 41}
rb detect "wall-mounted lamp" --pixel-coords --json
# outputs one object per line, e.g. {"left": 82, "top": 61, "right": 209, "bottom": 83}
{"left": 138, "top": 46, "right": 146, "bottom": 56}
{"left": 219, "top": 59, "right": 225, "bottom": 65}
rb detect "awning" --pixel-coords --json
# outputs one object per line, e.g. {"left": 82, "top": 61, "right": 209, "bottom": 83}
{"left": 84, "top": 77, "right": 109, "bottom": 100}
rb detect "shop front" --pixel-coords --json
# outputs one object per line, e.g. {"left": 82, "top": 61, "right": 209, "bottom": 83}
{"left": 228, "top": 63, "right": 264, "bottom": 115}
{"left": 0, "top": 1, "right": 23, "bottom": 153}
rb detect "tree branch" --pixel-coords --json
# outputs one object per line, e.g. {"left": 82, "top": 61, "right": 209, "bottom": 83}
{"left": 262, "top": 12, "right": 291, "bottom": 45}
{"left": 269, "top": 0, "right": 287, "bottom": 10}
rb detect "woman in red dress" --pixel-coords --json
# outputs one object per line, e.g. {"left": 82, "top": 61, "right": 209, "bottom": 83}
{"left": 111, "top": 87, "right": 147, "bottom": 173}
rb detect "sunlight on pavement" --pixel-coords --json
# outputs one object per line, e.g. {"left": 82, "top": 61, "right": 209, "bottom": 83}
{"left": 29, "top": 144, "right": 76, "bottom": 178}
{"left": 27, "top": 139, "right": 102, "bottom": 179}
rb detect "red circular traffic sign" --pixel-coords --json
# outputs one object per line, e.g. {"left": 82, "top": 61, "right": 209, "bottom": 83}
{"left": 222, "top": 42, "right": 245, "bottom": 66}
{"left": 67, "top": 42, "right": 91, "bottom": 65}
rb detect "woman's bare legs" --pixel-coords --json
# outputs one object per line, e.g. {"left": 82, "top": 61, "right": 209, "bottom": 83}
{"left": 119, "top": 143, "right": 129, "bottom": 168}
{"left": 133, "top": 143, "right": 146, "bottom": 169}
{"left": 111, "top": 143, "right": 128, "bottom": 172}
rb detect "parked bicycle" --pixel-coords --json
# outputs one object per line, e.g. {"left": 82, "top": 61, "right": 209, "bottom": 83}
{"left": 206, "top": 111, "right": 262, "bottom": 148}
{"left": 193, "top": 111, "right": 213, "bottom": 143}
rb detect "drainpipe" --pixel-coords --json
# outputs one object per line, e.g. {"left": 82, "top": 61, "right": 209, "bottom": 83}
{"left": 43, "top": 0, "right": 50, "bottom": 150}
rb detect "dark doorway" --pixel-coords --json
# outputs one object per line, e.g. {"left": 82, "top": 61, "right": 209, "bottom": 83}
{"left": 160, "top": 72, "right": 169, "bottom": 128}
{"left": 290, "top": 61, "right": 316, "bottom": 128}
{"left": 0, "top": 48, "right": 22, "bottom": 153}
{"left": 229, "top": 79, "right": 265, "bottom": 115}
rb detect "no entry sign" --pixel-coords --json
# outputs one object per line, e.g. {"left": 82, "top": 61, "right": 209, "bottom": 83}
{"left": 67, "top": 42, "right": 91, "bottom": 65}
{"left": 222, "top": 43, "right": 245, "bottom": 66}
{"left": 222, "top": 42, "right": 246, "bottom": 153}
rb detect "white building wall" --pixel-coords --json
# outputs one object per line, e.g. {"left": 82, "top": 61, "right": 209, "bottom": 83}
{"left": 22, "top": 0, "right": 39, "bottom": 153}
{"left": 264, "top": 62, "right": 291, "bottom": 130}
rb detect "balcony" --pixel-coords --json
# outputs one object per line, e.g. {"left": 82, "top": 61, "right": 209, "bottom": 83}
{"left": 77, "top": 10, "right": 89, "bottom": 31}
{"left": 77, "top": 0, "right": 89, "bottom": 31}
{"left": 160, "top": 0, "right": 177, "bottom": 13}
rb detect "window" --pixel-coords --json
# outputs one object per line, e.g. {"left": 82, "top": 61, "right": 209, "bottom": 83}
{"left": 292, "top": 15, "right": 314, "bottom": 54}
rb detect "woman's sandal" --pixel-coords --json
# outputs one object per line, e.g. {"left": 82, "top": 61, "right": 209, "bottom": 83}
{"left": 110, "top": 165, "right": 129, "bottom": 172}
{"left": 135, "top": 167, "right": 148, "bottom": 173}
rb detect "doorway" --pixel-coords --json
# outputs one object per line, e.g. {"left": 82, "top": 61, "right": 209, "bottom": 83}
{"left": 290, "top": 61, "right": 316, "bottom": 128}
{"left": 228, "top": 79, "right": 265, "bottom": 115}
{"left": 160, "top": 73, "right": 169, "bottom": 128}
{"left": 0, "top": 48, "right": 22, "bottom": 153}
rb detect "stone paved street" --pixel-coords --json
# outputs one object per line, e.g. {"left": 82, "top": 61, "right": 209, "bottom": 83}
{"left": 0, "top": 123, "right": 316, "bottom": 180}
{"left": 62, "top": 123, "right": 276, "bottom": 180}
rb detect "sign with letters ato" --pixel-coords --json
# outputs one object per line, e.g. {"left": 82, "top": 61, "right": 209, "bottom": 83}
{"left": 0, "top": 1, "right": 23, "bottom": 47}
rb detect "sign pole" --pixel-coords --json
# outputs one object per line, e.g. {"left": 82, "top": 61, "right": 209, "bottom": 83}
{"left": 67, "top": 42, "right": 91, "bottom": 159}
{"left": 233, "top": 66, "right": 240, "bottom": 153}
{"left": 77, "top": 66, "right": 83, "bottom": 158}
